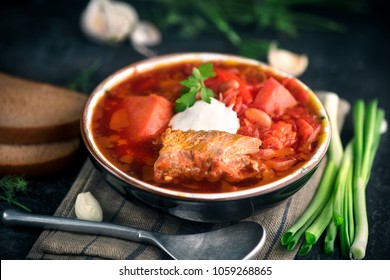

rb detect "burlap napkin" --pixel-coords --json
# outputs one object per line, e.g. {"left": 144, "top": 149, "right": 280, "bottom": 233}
{"left": 27, "top": 93, "right": 350, "bottom": 260}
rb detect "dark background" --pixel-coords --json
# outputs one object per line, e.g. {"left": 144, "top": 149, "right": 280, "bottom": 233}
{"left": 0, "top": 0, "right": 389, "bottom": 260}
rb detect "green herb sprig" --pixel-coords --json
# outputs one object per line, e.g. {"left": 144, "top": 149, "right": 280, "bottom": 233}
{"left": 175, "top": 63, "right": 216, "bottom": 112}
{"left": 0, "top": 176, "right": 31, "bottom": 212}
{"left": 144, "top": 0, "right": 368, "bottom": 58}
{"left": 67, "top": 59, "right": 102, "bottom": 94}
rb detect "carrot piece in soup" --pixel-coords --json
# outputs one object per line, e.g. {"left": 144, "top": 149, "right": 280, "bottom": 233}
{"left": 296, "top": 118, "right": 314, "bottom": 142}
{"left": 110, "top": 94, "right": 173, "bottom": 142}
{"left": 251, "top": 77, "right": 297, "bottom": 116}
{"left": 110, "top": 109, "right": 130, "bottom": 130}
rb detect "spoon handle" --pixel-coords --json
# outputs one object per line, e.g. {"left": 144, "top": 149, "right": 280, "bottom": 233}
{"left": 2, "top": 209, "right": 156, "bottom": 245}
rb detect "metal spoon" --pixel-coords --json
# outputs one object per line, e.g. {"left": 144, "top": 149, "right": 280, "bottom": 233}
{"left": 2, "top": 209, "right": 265, "bottom": 260}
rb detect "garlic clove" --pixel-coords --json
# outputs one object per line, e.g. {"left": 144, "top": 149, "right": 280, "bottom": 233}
{"left": 75, "top": 191, "right": 103, "bottom": 222}
{"left": 267, "top": 42, "right": 309, "bottom": 77}
{"left": 130, "top": 21, "right": 162, "bottom": 57}
{"left": 132, "top": 43, "right": 157, "bottom": 58}
{"left": 131, "top": 21, "right": 162, "bottom": 46}
{"left": 81, "top": 0, "right": 139, "bottom": 44}
{"left": 80, "top": 0, "right": 108, "bottom": 42}
{"left": 108, "top": 1, "right": 139, "bottom": 42}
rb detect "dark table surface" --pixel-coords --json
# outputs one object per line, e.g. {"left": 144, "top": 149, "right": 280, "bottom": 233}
{"left": 1, "top": 0, "right": 389, "bottom": 260}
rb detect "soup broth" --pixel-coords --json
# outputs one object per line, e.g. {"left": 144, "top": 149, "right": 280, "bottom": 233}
{"left": 91, "top": 60, "right": 325, "bottom": 193}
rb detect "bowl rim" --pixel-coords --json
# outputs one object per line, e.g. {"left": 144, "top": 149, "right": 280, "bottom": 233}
{"left": 81, "top": 52, "right": 331, "bottom": 202}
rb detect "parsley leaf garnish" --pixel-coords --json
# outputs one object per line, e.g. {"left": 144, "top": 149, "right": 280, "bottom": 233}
{"left": 175, "top": 63, "right": 216, "bottom": 112}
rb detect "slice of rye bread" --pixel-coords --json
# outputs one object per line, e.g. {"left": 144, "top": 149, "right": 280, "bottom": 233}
{"left": 0, "top": 138, "right": 80, "bottom": 176}
{"left": 0, "top": 72, "right": 88, "bottom": 144}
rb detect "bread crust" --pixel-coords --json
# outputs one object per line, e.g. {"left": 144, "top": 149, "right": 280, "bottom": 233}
{"left": 0, "top": 138, "right": 81, "bottom": 176}
{"left": 0, "top": 150, "right": 78, "bottom": 176}
{"left": 0, "top": 73, "right": 87, "bottom": 144}
{"left": 0, "top": 122, "right": 81, "bottom": 144}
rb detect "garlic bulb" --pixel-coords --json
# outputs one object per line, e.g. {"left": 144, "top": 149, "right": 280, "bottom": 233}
{"left": 81, "top": 0, "right": 138, "bottom": 44}
{"left": 130, "top": 21, "right": 162, "bottom": 57}
{"left": 268, "top": 42, "right": 308, "bottom": 77}
{"left": 75, "top": 192, "right": 103, "bottom": 222}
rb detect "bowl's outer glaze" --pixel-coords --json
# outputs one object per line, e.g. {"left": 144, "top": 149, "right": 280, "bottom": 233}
{"left": 81, "top": 53, "right": 331, "bottom": 223}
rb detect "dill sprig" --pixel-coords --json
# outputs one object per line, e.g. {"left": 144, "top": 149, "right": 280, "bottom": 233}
{"left": 0, "top": 176, "right": 31, "bottom": 212}
{"left": 67, "top": 59, "right": 102, "bottom": 94}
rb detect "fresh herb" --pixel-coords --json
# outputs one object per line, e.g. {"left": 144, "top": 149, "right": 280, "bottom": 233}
{"left": 143, "top": 0, "right": 368, "bottom": 58}
{"left": 67, "top": 59, "right": 102, "bottom": 93}
{"left": 0, "top": 176, "right": 31, "bottom": 212}
{"left": 349, "top": 100, "right": 384, "bottom": 259}
{"left": 175, "top": 63, "right": 216, "bottom": 112}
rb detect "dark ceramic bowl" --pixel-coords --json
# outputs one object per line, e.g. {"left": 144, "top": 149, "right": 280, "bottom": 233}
{"left": 81, "top": 53, "right": 331, "bottom": 223}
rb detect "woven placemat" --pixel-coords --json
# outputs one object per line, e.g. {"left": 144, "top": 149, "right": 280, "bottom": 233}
{"left": 27, "top": 93, "right": 349, "bottom": 260}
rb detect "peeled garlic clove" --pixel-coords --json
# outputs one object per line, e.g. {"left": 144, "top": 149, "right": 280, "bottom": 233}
{"left": 81, "top": 0, "right": 138, "bottom": 44}
{"left": 268, "top": 42, "right": 308, "bottom": 77}
{"left": 75, "top": 192, "right": 103, "bottom": 222}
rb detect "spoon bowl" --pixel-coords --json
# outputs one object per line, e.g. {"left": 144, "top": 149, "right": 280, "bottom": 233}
{"left": 2, "top": 209, "right": 265, "bottom": 260}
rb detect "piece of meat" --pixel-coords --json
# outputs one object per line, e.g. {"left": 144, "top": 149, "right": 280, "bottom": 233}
{"left": 154, "top": 128, "right": 262, "bottom": 183}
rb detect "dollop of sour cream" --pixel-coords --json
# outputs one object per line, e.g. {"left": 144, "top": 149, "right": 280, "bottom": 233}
{"left": 169, "top": 98, "right": 240, "bottom": 133}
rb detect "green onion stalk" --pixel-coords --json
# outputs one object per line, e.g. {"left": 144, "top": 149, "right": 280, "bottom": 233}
{"left": 339, "top": 157, "right": 354, "bottom": 257}
{"left": 350, "top": 100, "right": 384, "bottom": 260}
